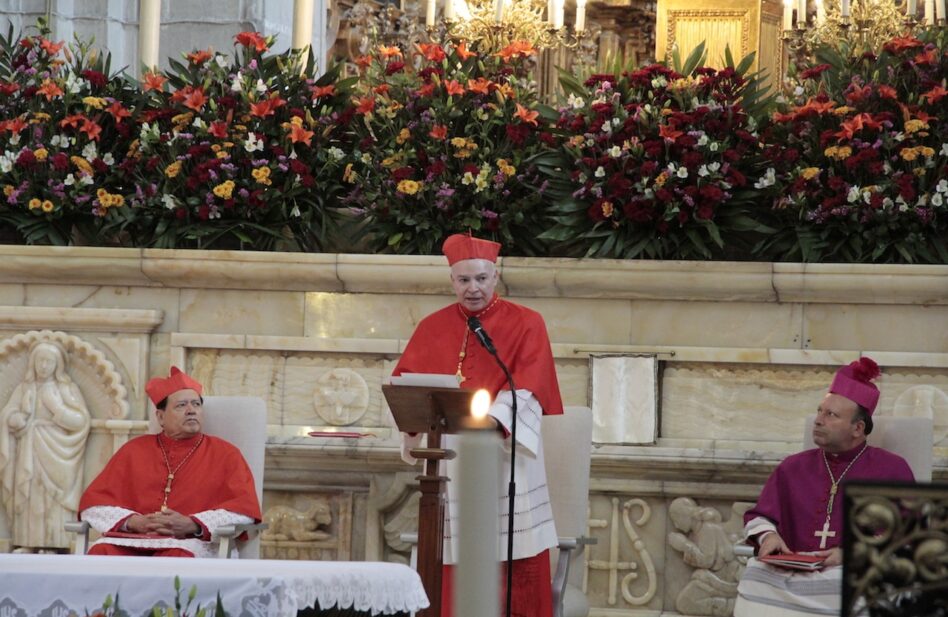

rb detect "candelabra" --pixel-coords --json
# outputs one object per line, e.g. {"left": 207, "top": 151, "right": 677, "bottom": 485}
{"left": 435, "top": 0, "right": 591, "bottom": 52}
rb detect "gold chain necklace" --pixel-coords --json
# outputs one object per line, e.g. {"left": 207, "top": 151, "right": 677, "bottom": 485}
{"left": 455, "top": 296, "right": 500, "bottom": 384}
{"left": 814, "top": 443, "right": 868, "bottom": 548}
{"left": 156, "top": 433, "right": 205, "bottom": 513}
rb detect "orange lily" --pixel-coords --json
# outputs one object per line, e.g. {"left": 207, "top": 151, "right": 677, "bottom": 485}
{"left": 311, "top": 84, "right": 336, "bottom": 99}
{"left": 141, "top": 71, "right": 167, "bottom": 92}
{"left": 416, "top": 42, "right": 447, "bottom": 62}
{"left": 378, "top": 45, "right": 402, "bottom": 58}
{"left": 514, "top": 103, "right": 539, "bottom": 126}
{"left": 4, "top": 116, "right": 27, "bottom": 134}
{"left": 354, "top": 96, "right": 376, "bottom": 115}
{"left": 183, "top": 87, "right": 209, "bottom": 112}
{"left": 107, "top": 101, "right": 131, "bottom": 123}
{"left": 429, "top": 124, "right": 448, "bottom": 140}
{"left": 883, "top": 35, "right": 924, "bottom": 54}
{"left": 834, "top": 113, "right": 882, "bottom": 140}
{"left": 913, "top": 48, "right": 938, "bottom": 65}
{"left": 287, "top": 122, "right": 314, "bottom": 146}
{"left": 921, "top": 85, "right": 947, "bottom": 105}
{"left": 374, "top": 84, "right": 391, "bottom": 96}
{"left": 444, "top": 79, "right": 465, "bottom": 96}
{"left": 234, "top": 31, "right": 269, "bottom": 53}
{"left": 38, "top": 37, "right": 64, "bottom": 56}
{"left": 355, "top": 55, "right": 373, "bottom": 69}
{"left": 416, "top": 83, "right": 436, "bottom": 97}
{"left": 79, "top": 118, "right": 102, "bottom": 141}
{"left": 187, "top": 48, "right": 213, "bottom": 65}
{"left": 249, "top": 95, "right": 286, "bottom": 118}
{"left": 454, "top": 41, "right": 476, "bottom": 60}
{"left": 37, "top": 79, "right": 63, "bottom": 101}
{"left": 467, "top": 77, "right": 492, "bottom": 95}
{"left": 659, "top": 123, "right": 683, "bottom": 142}
{"left": 60, "top": 114, "right": 86, "bottom": 129}
{"left": 876, "top": 85, "right": 898, "bottom": 100}
{"left": 496, "top": 40, "right": 536, "bottom": 61}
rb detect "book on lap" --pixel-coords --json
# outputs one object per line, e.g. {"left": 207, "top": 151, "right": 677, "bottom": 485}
{"left": 759, "top": 553, "right": 825, "bottom": 571}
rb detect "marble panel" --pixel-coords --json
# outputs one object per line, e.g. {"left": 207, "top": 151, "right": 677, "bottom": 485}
{"left": 556, "top": 358, "right": 590, "bottom": 407}
{"left": 23, "top": 285, "right": 179, "bottom": 332}
{"left": 304, "top": 292, "right": 451, "bottom": 340}
{"left": 246, "top": 335, "right": 401, "bottom": 354}
{"left": 259, "top": 490, "right": 352, "bottom": 561}
{"left": 186, "top": 349, "right": 284, "bottom": 425}
{"left": 878, "top": 368, "right": 948, "bottom": 447}
{"left": 802, "top": 304, "right": 948, "bottom": 352}
{"left": 0, "top": 284, "right": 25, "bottom": 305}
{"left": 661, "top": 363, "right": 833, "bottom": 442}
{"left": 591, "top": 356, "right": 658, "bottom": 445}
{"left": 179, "top": 289, "right": 305, "bottom": 336}
{"left": 774, "top": 263, "right": 948, "bottom": 305}
{"left": 628, "top": 300, "right": 803, "bottom": 349}
{"left": 511, "top": 297, "right": 633, "bottom": 345}
{"left": 337, "top": 254, "right": 464, "bottom": 295}
{"left": 282, "top": 355, "right": 387, "bottom": 429}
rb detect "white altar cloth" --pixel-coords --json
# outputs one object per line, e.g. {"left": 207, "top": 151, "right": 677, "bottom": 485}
{"left": 0, "top": 553, "right": 429, "bottom": 617}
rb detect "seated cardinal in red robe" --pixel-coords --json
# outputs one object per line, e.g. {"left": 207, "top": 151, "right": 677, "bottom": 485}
{"left": 735, "top": 358, "right": 914, "bottom": 616}
{"left": 78, "top": 367, "right": 261, "bottom": 558}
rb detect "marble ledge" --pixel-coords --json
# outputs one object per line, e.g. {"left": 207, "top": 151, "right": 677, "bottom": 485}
{"left": 0, "top": 246, "right": 945, "bottom": 304}
{"left": 0, "top": 305, "right": 164, "bottom": 333}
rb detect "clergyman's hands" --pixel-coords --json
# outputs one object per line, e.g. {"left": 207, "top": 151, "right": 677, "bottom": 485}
{"left": 125, "top": 510, "right": 201, "bottom": 538}
{"left": 813, "top": 547, "right": 842, "bottom": 568}
{"left": 757, "top": 531, "right": 790, "bottom": 557}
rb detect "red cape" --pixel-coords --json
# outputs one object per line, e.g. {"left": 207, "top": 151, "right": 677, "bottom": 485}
{"left": 394, "top": 296, "right": 563, "bottom": 415}
{"left": 79, "top": 433, "right": 261, "bottom": 521}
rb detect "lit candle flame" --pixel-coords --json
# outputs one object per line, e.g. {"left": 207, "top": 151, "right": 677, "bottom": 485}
{"left": 472, "top": 389, "right": 491, "bottom": 420}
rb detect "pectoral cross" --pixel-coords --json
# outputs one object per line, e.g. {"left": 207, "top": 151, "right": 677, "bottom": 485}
{"left": 161, "top": 473, "right": 174, "bottom": 513}
{"left": 814, "top": 519, "right": 836, "bottom": 549}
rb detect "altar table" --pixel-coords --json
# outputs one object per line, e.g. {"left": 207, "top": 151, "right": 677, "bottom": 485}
{"left": 0, "top": 553, "right": 429, "bottom": 617}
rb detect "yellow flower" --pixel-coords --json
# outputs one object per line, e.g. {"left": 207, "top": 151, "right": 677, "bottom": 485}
{"left": 216, "top": 150, "right": 230, "bottom": 159}
{"left": 919, "top": 146, "right": 935, "bottom": 158}
{"left": 343, "top": 163, "right": 356, "bottom": 183}
{"left": 914, "top": 168, "right": 926, "bottom": 177}
{"left": 165, "top": 161, "right": 183, "bottom": 178}
{"left": 289, "top": 116, "right": 304, "bottom": 126}
{"left": 497, "top": 159, "right": 516, "bottom": 177}
{"left": 904, "top": 119, "right": 929, "bottom": 134}
{"left": 213, "top": 180, "right": 235, "bottom": 199}
{"left": 82, "top": 96, "right": 106, "bottom": 109}
{"left": 171, "top": 112, "right": 193, "bottom": 126}
{"left": 823, "top": 146, "right": 851, "bottom": 160}
{"left": 41, "top": 200, "right": 54, "bottom": 212}
{"left": 450, "top": 137, "right": 468, "bottom": 148}
{"left": 32, "top": 112, "right": 51, "bottom": 121}
{"left": 601, "top": 201, "right": 614, "bottom": 217}
{"left": 28, "top": 198, "right": 42, "bottom": 210}
{"left": 252, "top": 166, "right": 272, "bottom": 185}
{"left": 3, "top": 185, "right": 14, "bottom": 197}
{"left": 568, "top": 135, "right": 585, "bottom": 148}
{"left": 33, "top": 148, "right": 48, "bottom": 161}
{"left": 654, "top": 171, "right": 669, "bottom": 188}
{"left": 70, "top": 156, "right": 93, "bottom": 174}
{"left": 396, "top": 128, "right": 411, "bottom": 145}
{"left": 900, "top": 147, "right": 918, "bottom": 162}
{"left": 396, "top": 179, "right": 421, "bottom": 195}
{"left": 832, "top": 106, "right": 852, "bottom": 116}
{"left": 801, "top": 167, "right": 821, "bottom": 181}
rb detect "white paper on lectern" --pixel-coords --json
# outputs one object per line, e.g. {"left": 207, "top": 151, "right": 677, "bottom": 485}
{"left": 388, "top": 373, "right": 460, "bottom": 388}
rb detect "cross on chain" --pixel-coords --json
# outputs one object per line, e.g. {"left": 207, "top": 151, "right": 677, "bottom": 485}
{"left": 814, "top": 519, "right": 836, "bottom": 549}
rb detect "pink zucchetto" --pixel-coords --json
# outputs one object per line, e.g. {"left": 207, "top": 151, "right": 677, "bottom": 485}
{"left": 442, "top": 233, "right": 501, "bottom": 265}
{"left": 145, "top": 366, "right": 203, "bottom": 405}
{"left": 829, "top": 357, "right": 881, "bottom": 414}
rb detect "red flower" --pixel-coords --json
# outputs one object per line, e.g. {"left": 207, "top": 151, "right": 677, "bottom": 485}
{"left": 311, "top": 84, "right": 336, "bottom": 99}
{"left": 454, "top": 41, "right": 476, "bottom": 60}
{"left": 81, "top": 69, "right": 107, "bottom": 89}
{"left": 799, "top": 64, "right": 831, "bottom": 80}
{"left": 921, "top": 85, "right": 947, "bottom": 105}
{"left": 235, "top": 31, "right": 269, "bottom": 53}
{"left": 354, "top": 96, "right": 376, "bottom": 115}
{"left": 385, "top": 61, "right": 405, "bottom": 75}
{"left": 38, "top": 37, "right": 64, "bottom": 56}
{"left": 186, "top": 48, "right": 213, "bottom": 65}
{"left": 0, "top": 82, "right": 18, "bottom": 96}
{"left": 182, "top": 87, "right": 209, "bottom": 112}
{"left": 287, "top": 122, "right": 314, "bottom": 146}
{"left": 249, "top": 95, "right": 286, "bottom": 117}
{"left": 208, "top": 121, "right": 229, "bottom": 138}
{"left": 429, "top": 124, "right": 448, "bottom": 140}
{"left": 141, "top": 71, "right": 167, "bottom": 92}
{"left": 444, "top": 80, "right": 465, "bottom": 96}
{"left": 416, "top": 43, "right": 446, "bottom": 62}
{"left": 514, "top": 103, "right": 538, "bottom": 126}
{"left": 107, "top": 101, "right": 131, "bottom": 124}
{"left": 883, "top": 36, "right": 924, "bottom": 54}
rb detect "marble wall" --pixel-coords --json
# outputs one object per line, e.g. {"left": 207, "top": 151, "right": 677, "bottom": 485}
{"left": 0, "top": 246, "right": 945, "bottom": 616}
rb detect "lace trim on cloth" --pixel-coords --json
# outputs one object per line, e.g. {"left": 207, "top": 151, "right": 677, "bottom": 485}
{"left": 282, "top": 563, "right": 431, "bottom": 615}
{"left": 81, "top": 505, "right": 136, "bottom": 532}
{"left": 491, "top": 389, "right": 542, "bottom": 456}
{"left": 193, "top": 509, "right": 254, "bottom": 536}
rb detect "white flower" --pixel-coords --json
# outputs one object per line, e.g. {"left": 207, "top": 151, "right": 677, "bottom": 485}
{"left": 230, "top": 76, "right": 243, "bottom": 93}
{"left": 192, "top": 116, "right": 205, "bottom": 129}
{"left": 8, "top": 134, "right": 19, "bottom": 146}
{"left": 676, "top": 167, "right": 688, "bottom": 179}
{"left": 608, "top": 145, "right": 622, "bottom": 158}
{"left": 64, "top": 173, "right": 75, "bottom": 186}
{"left": 794, "top": 86, "right": 804, "bottom": 97}
{"left": 462, "top": 171, "right": 474, "bottom": 185}
{"left": 162, "top": 194, "right": 179, "bottom": 210}
{"left": 243, "top": 133, "right": 264, "bottom": 152}
{"left": 79, "top": 174, "right": 94, "bottom": 186}
{"left": 882, "top": 197, "right": 894, "bottom": 210}
{"left": 612, "top": 117, "right": 621, "bottom": 127}
{"left": 290, "top": 205, "right": 301, "bottom": 217}
{"left": 698, "top": 165, "right": 710, "bottom": 178}
{"left": 754, "top": 168, "right": 776, "bottom": 189}
{"left": 102, "top": 153, "right": 115, "bottom": 165}
{"left": 64, "top": 71, "right": 82, "bottom": 94}
{"left": 847, "top": 186, "right": 861, "bottom": 203}
{"left": 932, "top": 193, "right": 944, "bottom": 207}
{"left": 328, "top": 147, "right": 345, "bottom": 161}
{"left": 602, "top": 122, "right": 612, "bottom": 134}
{"left": 577, "top": 173, "right": 587, "bottom": 184}
{"left": 360, "top": 152, "right": 372, "bottom": 164}
{"left": 941, "top": 143, "right": 948, "bottom": 156}
{"left": 0, "top": 154, "right": 12, "bottom": 173}
{"left": 937, "top": 179, "right": 948, "bottom": 194}
{"left": 594, "top": 166, "right": 606, "bottom": 178}
{"left": 697, "top": 134, "right": 709, "bottom": 147}
{"left": 899, "top": 203, "right": 909, "bottom": 212}
{"left": 643, "top": 188, "right": 654, "bottom": 199}
{"left": 708, "top": 162, "right": 721, "bottom": 173}
{"left": 255, "top": 79, "right": 267, "bottom": 94}
{"left": 709, "top": 143, "right": 719, "bottom": 152}
{"left": 567, "top": 93, "right": 585, "bottom": 109}
{"left": 82, "top": 143, "right": 98, "bottom": 161}
{"left": 651, "top": 76, "right": 667, "bottom": 89}
{"left": 50, "top": 134, "right": 66, "bottom": 148}
{"left": 214, "top": 54, "right": 228, "bottom": 69}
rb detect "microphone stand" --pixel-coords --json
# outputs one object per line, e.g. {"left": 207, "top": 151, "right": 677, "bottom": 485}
{"left": 468, "top": 317, "right": 518, "bottom": 617}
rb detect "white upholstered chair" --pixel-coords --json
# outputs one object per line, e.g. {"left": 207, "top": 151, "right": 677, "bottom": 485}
{"left": 66, "top": 396, "right": 268, "bottom": 558}
{"left": 543, "top": 406, "right": 596, "bottom": 617}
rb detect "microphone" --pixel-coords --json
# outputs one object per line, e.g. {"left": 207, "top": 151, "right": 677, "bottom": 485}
{"left": 467, "top": 316, "right": 496, "bottom": 355}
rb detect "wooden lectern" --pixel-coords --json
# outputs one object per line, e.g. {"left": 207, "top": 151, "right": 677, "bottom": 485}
{"left": 383, "top": 384, "right": 475, "bottom": 617}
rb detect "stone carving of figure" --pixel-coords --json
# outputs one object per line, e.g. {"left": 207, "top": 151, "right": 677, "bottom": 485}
{"left": 0, "top": 341, "right": 91, "bottom": 550}
{"left": 667, "top": 497, "right": 746, "bottom": 617}
{"left": 262, "top": 499, "right": 332, "bottom": 542}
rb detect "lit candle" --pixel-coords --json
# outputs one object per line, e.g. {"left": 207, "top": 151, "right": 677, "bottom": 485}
{"left": 427, "top": 0, "right": 436, "bottom": 27}
{"left": 575, "top": 0, "right": 587, "bottom": 31}
{"left": 783, "top": 0, "right": 793, "bottom": 29}
{"left": 444, "top": 0, "right": 455, "bottom": 21}
{"left": 907, "top": 0, "right": 918, "bottom": 17}
{"left": 797, "top": 0, "right": 807, "bottom": 26}
{"left": 291, "top": 0, "right": 314, "bottom": 51}
{"left": 926, "top": 0, "right": 935, "bottom": 24}
{"left": 841, "top": 0, "right": 850, "bottom": 18}
{"left": 139, "top": 0, "right": 161, "bottom": 73}
{"left": 456, "top": 389, "right": 500, "bottom": 617}
{"left": 495, "top": 0, "right": 504, "bottom": 23}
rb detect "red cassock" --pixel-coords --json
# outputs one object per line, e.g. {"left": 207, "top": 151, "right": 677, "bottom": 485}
{"left": 393, "top": 295, "right": 563, "bottom": 417}
{"left": 79, "top": 433, "right": 261, "bottom": 523}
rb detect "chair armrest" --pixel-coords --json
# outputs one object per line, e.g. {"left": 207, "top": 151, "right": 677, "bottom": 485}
{"left": 734, "top": 543, "right": 755, "bottom": 557}
{"left": 551, "top": 536, "right": 596, "bottom": 617}
{"left": 64, "top": 521, "right": 90, "bottom": 555}
{"left": 216, "top": 522, "right": 268, "bottom": 559}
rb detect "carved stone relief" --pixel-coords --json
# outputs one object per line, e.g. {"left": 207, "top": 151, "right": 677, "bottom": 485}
{"left": 586, "top": 497, "right": 658, "bottom": 608}
{"left": 891, "top": 385, "right": 948, "bottom": 446}
{"left": 667, "top": 498, "right": 752, "bottom": 616}
{"left": 313, "top": 368, "right": 369, "bottom": 426}
{"left": 261, "top": 492, "right": 352, "bottom": 561}
{"left": 368, "top": 472, "right": 421, "bottom": 565}
{"left": 0, "top": 330, "right": 128, "bottom": 552}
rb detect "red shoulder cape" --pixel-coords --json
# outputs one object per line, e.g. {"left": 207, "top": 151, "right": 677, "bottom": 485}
{"left": 394, "top": 296, "right": 563, "bottom": 415}
{"left": 79, "top": 433, "right": 261, "bottom": 521}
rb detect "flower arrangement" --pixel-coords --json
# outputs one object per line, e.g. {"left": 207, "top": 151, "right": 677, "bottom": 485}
{"left": 540, "top": 45, "right": 773, "bottom": 259}
{"left": 88, "top": 578, "right": 226, "bottom": 617}
{"left": 343, "top": 39, "right": 556, "bottom": 255}
{"left": 756, "top": 29, "right": 948, "bottom": 263}
{"left": 120, "top": 32, "right": 354, "bottom": 250}
{"left": 0, "top": 19, "right": 136, "bottom": 245}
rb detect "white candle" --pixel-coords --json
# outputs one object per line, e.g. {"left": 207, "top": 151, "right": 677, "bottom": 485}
{"left": 841, "top": 0, "right": 850, "bottom": 18}
{"left": 907, "top": 0, "right": 918, "bottom": 17}
{"left": 797, "top": 0, "right": 807, "bottom": 26}
{"left": 554, "top": 0, "right": 565, "bottom": 29}
{"left": 138, "top": 0, "right": 161, "bottom": 73}
{"left": 427, "top": 0, "right": 436, "bottom": 27}
{"left": 456, "top": 389, "right": 500, "bottom": 617}
{"left": 291, "top": 0, "right": 314, "bottom": 51}
{"left": 444, "top": 0, "right": 455, "bottom": 21}
{"left": 815, "top": 0, "right": 825, "bottom": 24}
{"left": 937, "top": 0, "right": 946, "bottom": 20}
{"left": 495, "top": 0, "right": 504, "bottom": 23}
{"left": 575, "top": 0, "right": 586, "bottom": 31}
{"left": 783, "top": 0, "right": 793, "bottom": 29}
{"left": 926, "top": 0, "right": 935, "bottom": 23}
{"left": 547, "top": 0, "right": 555, "bottom": 24}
